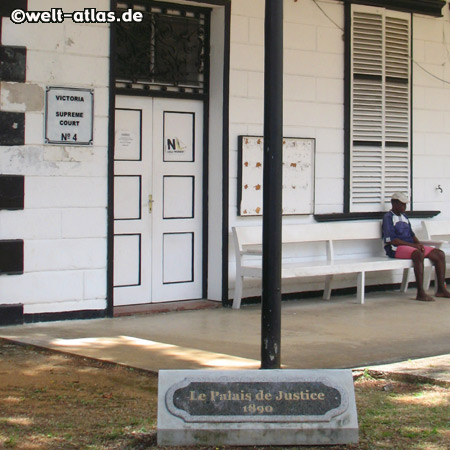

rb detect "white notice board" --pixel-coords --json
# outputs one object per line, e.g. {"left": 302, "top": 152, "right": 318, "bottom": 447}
{"left": 238, "top": 136, "right": 315, "bottom": 216}
{"left": 45, "top": 86, "right": 94, "bottom": 145}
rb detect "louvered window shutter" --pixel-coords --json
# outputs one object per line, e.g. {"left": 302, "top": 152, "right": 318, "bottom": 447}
{"left": 350, "top": 6, "right": 410, "bottom": 212}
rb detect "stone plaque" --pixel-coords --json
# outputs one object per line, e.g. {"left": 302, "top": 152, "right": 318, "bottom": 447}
{"left": 45, "top": 86, "right": 94, "bottom": 145}
{"left": 168, "top": 380, "right": 345, "bottom": 422}
{"left": 158, "top": 369, "right": 358, "bottom": 446}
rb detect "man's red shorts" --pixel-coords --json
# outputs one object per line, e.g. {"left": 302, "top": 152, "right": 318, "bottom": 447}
{"left": 395, "top": 245, "right": 435, "bottom": 259}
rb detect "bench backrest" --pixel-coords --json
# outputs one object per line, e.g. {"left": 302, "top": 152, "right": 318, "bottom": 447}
{"left": 422, "top": 219, "right": 450, "bottom": 240}
{"left": 232, "top": 221, "right": 383, "bottom": 254}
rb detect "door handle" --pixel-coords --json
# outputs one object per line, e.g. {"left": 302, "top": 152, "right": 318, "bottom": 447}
{"left": 148, "top": 194, "right": 154, "bottom": 213}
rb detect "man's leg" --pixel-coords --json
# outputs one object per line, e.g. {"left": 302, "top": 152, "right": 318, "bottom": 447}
{"left": 396, "top": 246, "right": 434, "bottom": 301}
{"left": 410, "top": 250, "right": 434, "bottom": 301}
{"left": 427, "top": 248, "right": 450, "bottom": 298}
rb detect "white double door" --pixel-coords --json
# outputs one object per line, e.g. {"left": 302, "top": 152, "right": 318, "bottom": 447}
{"left": 113, "top": 96, "right": 203, "bottom": 306}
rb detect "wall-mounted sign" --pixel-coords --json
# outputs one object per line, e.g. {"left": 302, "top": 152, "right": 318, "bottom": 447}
{"left": 238, "top": 136, "right": 315, "bottom": 216}
{"left": 163, "top": 111, "right": 194, "bottom": 162}
{"left": 45, "top": 87, "right": 94, "bottom": 145}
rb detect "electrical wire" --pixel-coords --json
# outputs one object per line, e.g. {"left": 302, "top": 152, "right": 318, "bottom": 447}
{"left": 412, "top": 60, "right": 450, "bottom": 85}
{"left": 308, "top": 0, "right": 450, "bottom": 86}
{"left": 311, "top": 0, "right": 344, "bottom": 32}
{"left": 443, "top": 27, "right": 450, "bottom": 63}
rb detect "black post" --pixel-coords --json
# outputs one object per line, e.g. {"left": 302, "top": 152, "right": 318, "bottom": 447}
{"left": 261, "top": 0, "right": 283, "bottom": 370}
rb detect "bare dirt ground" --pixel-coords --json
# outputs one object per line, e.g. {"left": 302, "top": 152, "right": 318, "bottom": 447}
{"left": 0, "top": 338, "right": 449, "bottom": 449}
{"left": 0, "top": 339, "right": 157, "bottom": 449}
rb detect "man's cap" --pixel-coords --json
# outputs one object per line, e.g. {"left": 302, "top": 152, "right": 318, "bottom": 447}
{"left": 391, "top": 192, "right": 409, "bottom": 204}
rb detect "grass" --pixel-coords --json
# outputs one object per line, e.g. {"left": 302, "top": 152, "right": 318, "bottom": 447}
{"left": 0, "top": 339, "right": 449, "bottom": 449}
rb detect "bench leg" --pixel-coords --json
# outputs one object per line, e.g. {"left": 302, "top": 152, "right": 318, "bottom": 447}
{"left": 232, "top": 276, "right": 243, "bottom": 310}
{"left": 400, "top": 268, "right": 410, "bottom": 293}
{"left": 357, "top": 272, "right": 365, "bottom": 304}
{"left": 323, "top": 275, "right": 333, "bottom": 300}
{"left": 424, "top": 266, "right": 432, "bottom": 291}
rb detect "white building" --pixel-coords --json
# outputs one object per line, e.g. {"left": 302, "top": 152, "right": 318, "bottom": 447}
{"left": 1, "top": 0, "right": 449, "bottom": 324}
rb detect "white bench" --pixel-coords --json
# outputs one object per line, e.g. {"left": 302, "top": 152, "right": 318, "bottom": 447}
{"left": 422, "top": 219, "right": 450, "bottom": 288}
{"left": 422, "top": 219, "right": 450, "bottom": 247}
{"left": 232, "top": 221, "right": 435, "bottom": 309}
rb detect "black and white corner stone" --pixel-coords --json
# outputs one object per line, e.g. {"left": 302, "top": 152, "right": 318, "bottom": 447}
{"left": 0, "top": 46, "right": 26, "bottom": 82}
{"left": 0, "top": 111, "right": 25, "bottom": 146}
{"left": 0, "top": 175, "right": 24, "bottom": 210}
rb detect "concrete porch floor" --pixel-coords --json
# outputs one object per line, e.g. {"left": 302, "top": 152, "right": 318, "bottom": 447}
{"left": 1, "top": 289, "right": 450, "bottom": 383}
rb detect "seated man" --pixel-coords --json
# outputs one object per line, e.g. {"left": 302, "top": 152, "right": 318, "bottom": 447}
{"left": 382, "top": 192, "right": 450, "bottom": 301}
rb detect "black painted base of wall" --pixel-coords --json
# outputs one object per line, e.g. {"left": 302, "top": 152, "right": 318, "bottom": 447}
{"left": 23, "top": 309, "right": 106, "bottom": 324}
{"left": 0, "top": 306, "right": 107, "bottom": 326}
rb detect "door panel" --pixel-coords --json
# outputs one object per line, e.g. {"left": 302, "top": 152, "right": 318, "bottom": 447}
{"left": 113, "top": 96, "right": 203, "bottom": 306}
{"left": 114, "top": 175, "right": 141, "bottom": 220}
{"left": 113, "top": 234, "right": 141, "bottom": 287}
{"left": 113, "top": 99, "right": 152, "bottom": 306}
{"left": 151, "top": 98, "right": 203, "bottom": 302}
{"left": 163, "top": 232, "right": 194, "bottom": 284}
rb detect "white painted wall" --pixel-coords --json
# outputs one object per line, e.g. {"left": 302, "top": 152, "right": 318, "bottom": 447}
{"left": 228, "top": 0, "right": 346, "bottom": 298}
{"left": 412, "top": 4, "right": 450, "bottom": 216}
{"left": 0, "top": 0, "right": 110, "bottom": 314}
{"left": 229, "top": 0, "right": 345, "bottom": 229}
{"left": 227, "top": 0, "right": 450, "bottom": 300}
{"left": 1, "top": 0, "right": 450, "bottom": 312}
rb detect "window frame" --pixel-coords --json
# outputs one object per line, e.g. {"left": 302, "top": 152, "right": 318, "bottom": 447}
{"left": 114, "top": 0, "right": 211, "bottom": 100}
{"left": 344, "top": 3, "right": 412, "bottom": 213}
{"left": 342, "top": 0, "right": 444, "bottom": 18}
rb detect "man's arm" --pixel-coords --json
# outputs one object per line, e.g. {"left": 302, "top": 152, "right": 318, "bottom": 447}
{"left": 382, "top": 213, "right": 424, "bottom": 251}
{"left": 391, "top": 236, "right": 425, "bottom": 252}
